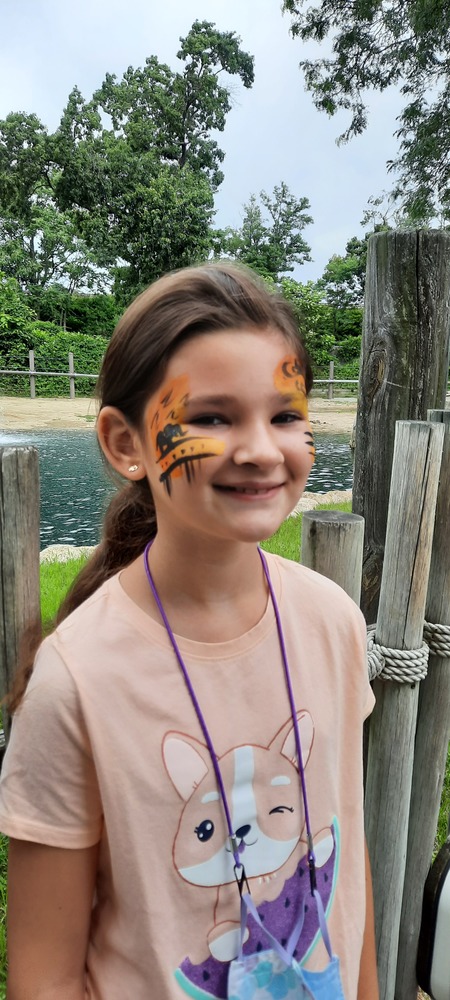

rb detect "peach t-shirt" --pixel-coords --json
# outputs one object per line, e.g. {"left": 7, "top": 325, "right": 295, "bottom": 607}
{"left": 0, "top": 553, "right": 373, "bottom": 999}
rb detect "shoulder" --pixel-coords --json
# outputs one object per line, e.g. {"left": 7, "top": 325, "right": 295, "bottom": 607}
{"left": 266, "top": 551, "right": 364, "bottom": 624}
{"left": 31, "top": 571, "right": 138, "bottom": 690}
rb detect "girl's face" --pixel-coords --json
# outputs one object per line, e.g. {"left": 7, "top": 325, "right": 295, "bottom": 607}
{"left": 137, "top": 326, "right": 315, "bottom": 547}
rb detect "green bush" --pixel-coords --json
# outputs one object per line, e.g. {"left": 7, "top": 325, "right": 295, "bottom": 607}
{"left": 335, "top": 335, "right": 362, "bottom": 363}
{"left": 1, "top": 327, "right": 105, "bottom": 397}
{"left": 31, "top": 287, "right": 118, "bottom": 339}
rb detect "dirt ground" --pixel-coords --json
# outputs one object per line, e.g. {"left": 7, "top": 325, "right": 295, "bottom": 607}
{"left": 0, "top": 394, "right": 357, "bottom": 435}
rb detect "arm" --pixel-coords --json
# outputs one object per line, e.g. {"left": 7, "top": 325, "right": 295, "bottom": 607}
{"left": 357, "top": 838, "right": 379, "bottom": 1000}
{"left": 7, "top": 838, "right": 99, "bottom": 1000}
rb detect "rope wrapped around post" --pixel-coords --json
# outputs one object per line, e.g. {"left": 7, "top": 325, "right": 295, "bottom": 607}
{"left": 367, "top": 621, "right": 450, "bottom": 683}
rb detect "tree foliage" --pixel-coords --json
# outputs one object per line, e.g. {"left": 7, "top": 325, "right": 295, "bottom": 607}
{"left": 282, "top": 0, "right": 450, "bottom": 221}
{"left": 0, "top": 22, "right": 254, "bottom": 302}
{"left": 217, "top": 182, "right": 312, "bottom": 282}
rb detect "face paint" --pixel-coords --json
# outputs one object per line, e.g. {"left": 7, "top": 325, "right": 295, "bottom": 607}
{"left": 148, "top": 374, "right": 225, "bottom": 494}
{"left": 274, "top": 356, "right": 315, "bottom": 460}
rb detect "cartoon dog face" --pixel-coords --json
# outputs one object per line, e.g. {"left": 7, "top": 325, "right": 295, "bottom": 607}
{"left": 163, "top": 712, "right": 314, "bottom": 888}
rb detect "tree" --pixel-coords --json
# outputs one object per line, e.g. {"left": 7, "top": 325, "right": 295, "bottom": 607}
{"left": 0, "top": 21, "right": 254, "bottom": 301}
{"left": 281, "top": 0, "right": 450, "bottom": 222}
{"left": 0, "top": 188, "right": 108, "bottom": 296}
{"left": 280, "top": 278, "right": 334, "bottom": 368}
{"left": 217, "top": 182, "right": 312, "bottom": 281}
{"left": 0, "top": 272, "right": 34, "bottom": 356}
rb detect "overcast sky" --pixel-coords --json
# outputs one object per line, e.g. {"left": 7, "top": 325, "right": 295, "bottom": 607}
{"left": 0, "top": 0, "right": 404, "bottom": 281}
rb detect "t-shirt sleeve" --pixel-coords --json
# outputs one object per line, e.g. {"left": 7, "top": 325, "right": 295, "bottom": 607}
{"left": 0, "top": 638, "right": 103, "bottom": 848}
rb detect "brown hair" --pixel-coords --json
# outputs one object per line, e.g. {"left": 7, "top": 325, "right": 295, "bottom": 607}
{"left": 7, "top": 262, "right": 312, "bottom": 712}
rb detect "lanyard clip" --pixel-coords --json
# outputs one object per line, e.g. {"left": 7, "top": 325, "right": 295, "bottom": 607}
{"left": 234, "top": 863, "right": 250, "bottom": 898}
{"left": 307, "top": 834, "right": 317, "bottom": 896}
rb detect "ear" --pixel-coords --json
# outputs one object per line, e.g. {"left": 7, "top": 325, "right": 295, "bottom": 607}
{"left": 163, "top": 732, "right": 210, "bottom": 801}
{"left": 270, "top": 711, "right": 314, "bottom": 770}
{"left": 97, "top": 406, "right": 146, "bottom": 481}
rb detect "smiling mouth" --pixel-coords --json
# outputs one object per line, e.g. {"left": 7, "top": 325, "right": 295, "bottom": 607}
{"left": 214, "top": 485, "right": 282, "bottom": 495}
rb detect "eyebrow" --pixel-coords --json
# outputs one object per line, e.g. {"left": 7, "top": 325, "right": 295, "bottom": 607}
{"left": 184, "top": 392, "right": 303, "bottom": 408}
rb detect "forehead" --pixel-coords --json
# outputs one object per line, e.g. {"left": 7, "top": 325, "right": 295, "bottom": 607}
{"left": 163, "top": 327, "right": 296, "bottom": 387}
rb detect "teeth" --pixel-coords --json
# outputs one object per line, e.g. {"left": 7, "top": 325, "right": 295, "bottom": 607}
{"left": 236, "top": 488, "right": 269, "bottom": 494}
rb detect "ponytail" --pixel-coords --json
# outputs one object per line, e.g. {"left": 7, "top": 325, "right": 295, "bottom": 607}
{"left": 6, "top": 479, "right": 156, "bottom": 713}
{"left": 56, "top": 479, "right": 156, "bottom": 622}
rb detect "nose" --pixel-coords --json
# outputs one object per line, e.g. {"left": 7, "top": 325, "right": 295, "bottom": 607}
{"left": 233, "top": 422, "right": 284, "bottom": 468}
{"left": 235, "top": 824, "right": 251, "bottom": 840}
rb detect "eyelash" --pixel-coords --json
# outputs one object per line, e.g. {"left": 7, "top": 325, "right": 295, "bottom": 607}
{"left": 272, "top": 412, "right": 303, "bottom": 424}
{"left": 189, "top": 412, "right": 303, "bottom": 428}
{"left": 189, "top": 415, "right": 227, "bottom": 427}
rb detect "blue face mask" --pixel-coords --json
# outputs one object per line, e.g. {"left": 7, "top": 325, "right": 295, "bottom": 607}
{"left": 228, "top": 888, "right": 346, "bottom": 1000}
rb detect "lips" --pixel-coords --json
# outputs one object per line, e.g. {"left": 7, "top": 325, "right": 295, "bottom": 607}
{"left": 214, "top": 483, "right": 283, "bottom": 494}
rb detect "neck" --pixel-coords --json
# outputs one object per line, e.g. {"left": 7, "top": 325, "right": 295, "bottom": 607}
{"left": 150, "top": 531, "right": 265, "bottom": 603}
{"left": 121, "top": 530, "right": 270, "bottom": 641}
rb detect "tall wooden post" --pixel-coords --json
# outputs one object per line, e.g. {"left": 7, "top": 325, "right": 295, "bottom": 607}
{"left": 0, "top": 447, "right": 40, "bottom": 741}
{"left": 301, "top": 510, "right": 364, "bottom": 604}
{"left": 364, "top": 421, "right": 444, "bottom": 1000}
{"left": 395, "top": 410, "right": 450, "bottom": 999}
{"left": 353, "top": 230, "right": 450, "bottom": 623}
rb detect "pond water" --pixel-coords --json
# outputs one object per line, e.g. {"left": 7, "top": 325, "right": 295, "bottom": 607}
{"left": 0, "top": 429, "right": 353, "bottom": 549}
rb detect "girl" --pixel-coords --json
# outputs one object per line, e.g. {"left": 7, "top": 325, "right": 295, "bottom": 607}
{"left": 0, "top": 263, "right": 377, "bottom": 999}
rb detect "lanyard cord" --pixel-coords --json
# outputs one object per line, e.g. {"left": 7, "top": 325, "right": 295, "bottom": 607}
{"left": 143, "top": 541, "right": 317, "bottom": 893}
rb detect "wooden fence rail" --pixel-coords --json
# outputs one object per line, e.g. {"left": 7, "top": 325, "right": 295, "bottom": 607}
{"left": 0, "top": 351, "right": 97, "bottom": 399}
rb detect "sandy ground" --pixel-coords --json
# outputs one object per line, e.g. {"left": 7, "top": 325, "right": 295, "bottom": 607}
{"left": 0, "top": 394, "right": 357, "bottom": 435}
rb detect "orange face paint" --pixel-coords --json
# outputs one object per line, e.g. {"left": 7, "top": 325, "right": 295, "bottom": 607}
{"left": 274, "top": 355, "right": 315, "bottom": 460}
{"left": 148, "top": 375, "right": 225, "bottom": 494}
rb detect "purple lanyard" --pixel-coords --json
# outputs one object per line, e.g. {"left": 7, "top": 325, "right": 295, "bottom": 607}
{"left": 143, "top": 541, "right": 317, "bottom": 895}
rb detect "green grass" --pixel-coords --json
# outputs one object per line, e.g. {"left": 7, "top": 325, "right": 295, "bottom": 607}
{"left": 40, "top": 556, "right": 89, "bottom": 630}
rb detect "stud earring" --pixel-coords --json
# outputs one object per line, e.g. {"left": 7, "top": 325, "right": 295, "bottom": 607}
{"left": 128, "top": 464, "right": 139, "bottom": 473}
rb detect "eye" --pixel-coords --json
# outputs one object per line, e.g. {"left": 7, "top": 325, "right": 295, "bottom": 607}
{"left": 195, "top": 819, "right": 215, "bottom": 841}
{"left": 269, "top": 806, "right": 294, "bottom": 815}
{"left": 189, "top": 415, "right": 227, "bottom": 427}
{"left": 272, "top": 412, "right": 303, "bottom": 424}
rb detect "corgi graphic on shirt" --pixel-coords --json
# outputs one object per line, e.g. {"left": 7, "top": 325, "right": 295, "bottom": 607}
{"left": 163, "top": 711, "right": 340, "bottom": 1000}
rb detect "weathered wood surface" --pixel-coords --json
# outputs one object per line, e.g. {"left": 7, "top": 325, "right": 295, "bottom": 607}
{"left": 395, "top": 411, "right": 450, "bottom": 1000}
{"left": 301, "top": 510, "right": 364, "bottom": 605}
{"left": 353, "top": 230, "right": 450, "bottom": 623}
{"left": 0, "top": 447, "right": 40, "bottom": 740}
{"left": 365, "top": 421, "right": 444, "bottom": 1000}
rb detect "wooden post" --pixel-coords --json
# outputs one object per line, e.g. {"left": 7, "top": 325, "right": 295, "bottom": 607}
{"left": 301, "top": 510, "right": 364, "bottom": 605}
{"left": 395, "top": 410, "right": 450, "bottom": 999}
{"left": 353, "top": 230, "right": 450, "bottom": 623}
{"left": 29, "top": 349, "right": 35, "bottom": 399}
{"left": 364, "top": 420, "right": 444, "bottom": 1000}
{"left": 328, "top": 360, "right": 334, "bottom": 401}
{"left": 0, "top": 448, "right": 40, "bottom": 742}
{"left": 68, "top": 352, "right": 75, "bottom": 399}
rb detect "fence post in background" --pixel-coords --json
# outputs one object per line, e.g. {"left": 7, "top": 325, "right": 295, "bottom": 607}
{"left": 0, "top": 447, "right": 41, "bottom": 742}
{"left": 395, "top": 410, "right": 450, "bottom": 999}
{"left": 301, "top": 510, "right": 364, "bottom": 605}
{"left": 68, "top": 352, "right": 75, "bottom": 399}
{"left": 327, "top": 360, "right": 334, "bottom": 401}
{"left": 353, "top": 230, "right": 450, "bottom": 623}
{"left": 364, "top": 420, "right": 444, "bottom": 1000}
{"left": 29, "top": 350, "right": 35, "bottom": 399}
